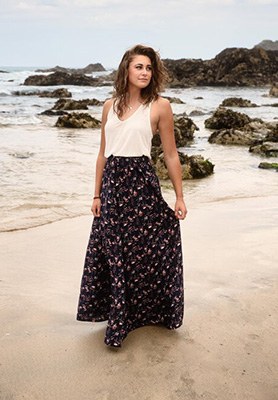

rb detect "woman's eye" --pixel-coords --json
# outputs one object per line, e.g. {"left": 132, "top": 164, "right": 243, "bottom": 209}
{"left": 135, "top": 66, "right": 152, "bottom": 70}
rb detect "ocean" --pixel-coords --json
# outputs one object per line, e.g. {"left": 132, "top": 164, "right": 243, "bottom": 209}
{"left": 1, "top": 66, "right": 277, "bottom": 232}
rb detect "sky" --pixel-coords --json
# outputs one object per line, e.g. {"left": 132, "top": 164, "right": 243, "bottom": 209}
{"left": 0, "top": 0, "right": 277, "bottom": 69}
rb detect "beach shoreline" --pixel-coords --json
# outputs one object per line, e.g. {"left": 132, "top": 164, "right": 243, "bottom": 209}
{"left": 1, "top": 195, "right": 277, "bottom": 399}
{"left": 1, "top": 80, "right": 278, "bottom": 234}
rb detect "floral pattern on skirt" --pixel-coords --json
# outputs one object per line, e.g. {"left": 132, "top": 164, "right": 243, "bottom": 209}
{"left": 76, "top": 155, "right": 184, "bottom": 347}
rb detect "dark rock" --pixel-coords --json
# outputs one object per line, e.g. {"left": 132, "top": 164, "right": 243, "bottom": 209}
{"left": 42, "top": 98, "right": 104, "bottom": 115}
{"left": 269, "top": 83, "right": 278, "bottom": 97}
{"left": 23, "top": 71, "right": 99, "bottom": 86}
{"left": 162, "top": 47, "right": 278, "bottom": 87}
{"left": 262, "top": 103, "right": 278, "bottom": 107}
{"left": 35, "top": 63, "right": 106, "bottom": 73}
{"left": 88, "top": 99, "right": 104, "bottom": 106}
{"left": 151, "top": 148, "right": 214, "bottom": 179}
{"left": 162, "top": 57, "right": 206, "bottom": 88}
{"left": 220, "top": 97, "right": 258, "bottom": 107}
{"left": 175, "top": 112, "right": 188, "bottom": 118}
{"left": 265, "top": 124, "right": 278, "bottom": 142}
{"left": 258, "top": 162, "right": 278, "bottom": 171}
{"left": 55, "top": 112, "right": 101, "bottom": 128}
{"left": 152, "top": 115, "right": 198, "bottom": 148}
{"left": 206, "top": 108, "right": 277, "bottom": 146}
{"left": 254, "top": 40, "right": 278, "bottom": 52}
{"left": 51, "top": 98, "right": 103, "bottom": 111}
{"left": 249, "top": 142, "right": 278, "bottom": 157}
{"left": 189, "top": 110, "right": 206, "bottom": 116}
{"left": 97, "top": 71, "right": 116, "bottom": 87}
{"left": 40, "top": 110, "right": 69, "bottom": 116}
{"left": 208, "top": 129, "right": 262, "bottom": 145}
{"left": 174, "top": 116, "right": 199, "bottom": 146}
{"left": 163, "top": 96, "right": 185, "bottom": 104}
{"left": 0, "top": 70, "right": 8, "bottom": 73}
{"left": 13, "top": 88, "right": 72, "bottom": 98}
{"left": 205, "top": 107, "right": 251, "bottom": 130}
{"left": 150, "top": 116, "right": 212, "bottom": 179}
{"left": 52, "top": 99, "right": 89, "bottom": 111}
{"left": 42, "top": 88, "right": 72, "bottom": 98}
{"left": 194, "top": 96, "right": 203, "bottom": 99}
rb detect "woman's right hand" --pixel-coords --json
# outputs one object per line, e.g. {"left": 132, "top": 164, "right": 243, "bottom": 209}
{"left": 91, "top": 198, "right": 101, "bottom": 217}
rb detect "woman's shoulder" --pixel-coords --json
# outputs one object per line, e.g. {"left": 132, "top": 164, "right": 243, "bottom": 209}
{"left": 152, "top": 95, "right": 171, "bottom": 107}
{"left": 103, "top": 97, "right": 116, "bottom": 108}
{"left": 152, "top": 96, "right": 172, "bottom": 114}
{"left": 102, "top": 97, "right": 116, "bottom": 117}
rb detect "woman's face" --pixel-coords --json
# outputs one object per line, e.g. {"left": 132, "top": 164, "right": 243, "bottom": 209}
{"left": 127, "top": 55, "right": 152, "bottom": 90}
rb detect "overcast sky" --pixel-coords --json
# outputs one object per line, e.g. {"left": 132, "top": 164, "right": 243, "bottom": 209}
{"left": 0, "top": 0, "right": 277, "bottom": 69}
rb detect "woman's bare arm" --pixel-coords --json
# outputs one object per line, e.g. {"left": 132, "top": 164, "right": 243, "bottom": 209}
{"left": 157, "top": 97, "right": 187, "bottom": 219}
{"left": 91, "top": 98, "right": 113, "bottom": 216}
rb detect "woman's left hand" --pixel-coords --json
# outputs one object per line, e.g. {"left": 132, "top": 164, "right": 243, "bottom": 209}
{"left": 174, "top": 198, "right": 188, "bottom": 220}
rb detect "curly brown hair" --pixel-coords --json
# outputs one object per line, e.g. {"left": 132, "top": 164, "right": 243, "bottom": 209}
{"left": 112, "top": 44, "right": 169, "bottom": 118}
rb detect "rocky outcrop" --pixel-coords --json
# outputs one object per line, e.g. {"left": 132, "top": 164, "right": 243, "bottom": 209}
{"left": 258, "top": 162, "right": 278, "bottom": 171}
{"left": 265, "top": 126, "right": 278, "bottom": 142}
{"left": 254, "top": 40, "right": 278, "bottom": 52}
{"left": 13, "top": 88, "right": 72, "bottom": 98}
{"left": 162, "top": 47, "right": 278, "bottom": 87}
{"left": 247, "top": 121, "right": 278, "bottom": 156}
{"left": 41, "top": 98, "right": 104, "bottom": 115}
{"left": 208, "top": 129, "right": 262, "bottom": 146}
{"left": 35, "top": 63, "right": 106, "bottom": 73}
{"left": 174, "top": 115, "right": 199, "bottom": 145}
{"left": 269, "top": 83, "right": 278, "bottom": 97}
{"left": 189, "top": 110, "right": 207, "bottom": 116}
{"left": 40, "top": 110, "right": 69, "bottom": 116}
{"left": 40, "top": 88, "right": 72, "bottom": 98}
{"left": 163, "top": 96, "right": 185, "bottom": 104}
{"left": 206, "top": 108, "right": 278, "bottom": 146}
{"left": 23, "top": 71, "right": 100, "bottom": 86}
{"left": 263, "top": 103, "right": 278, "bottom": 107}
{"left": 220, "top": 97, "right": 258, "bottom": 107}
{"left": 152, "top": 115, "right": 198, "bottom": 148}
{"left": 249, "top": 142, "right": 278, "bottom": 157}
{"left": 205, "top": 108, "right": 251, "bottom": 130}
{"left": 151, "top": 148, "right": 214, "bottom": 180}
{"left": 150, "top": 114, "right": 213, "bottom": 179}
{"left": 55, "top": 113, "right": 101, "bottom": 128}
{"left": 94, "top": 70, "right": 116, "bottom": 87}
{"left": 0, "top": 70, "right": 8, "bottom": 73}
{"left": 52, "top": 98, "right": 103, "bottom": 111}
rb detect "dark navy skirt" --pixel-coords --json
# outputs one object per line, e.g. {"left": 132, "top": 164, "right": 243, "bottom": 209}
{"left": 76, "top": 154, "right": 184, "bottom": 347}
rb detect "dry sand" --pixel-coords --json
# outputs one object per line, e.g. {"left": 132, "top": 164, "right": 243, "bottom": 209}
{"left": 1, "top": 195, "right": 278, "bottom": 400}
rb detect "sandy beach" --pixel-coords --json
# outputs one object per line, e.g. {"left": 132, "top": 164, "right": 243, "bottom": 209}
{"left": 1, "top": 194, "right": 278, "bottom": 400}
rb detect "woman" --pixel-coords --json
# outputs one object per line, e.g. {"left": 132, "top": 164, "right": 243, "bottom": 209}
{"left": 76, "top": 44, "right": 187, "bottom": 348}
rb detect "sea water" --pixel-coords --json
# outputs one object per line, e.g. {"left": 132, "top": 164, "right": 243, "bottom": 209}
{"left": 0, "top": 67, "right": 277, "bottom": 232}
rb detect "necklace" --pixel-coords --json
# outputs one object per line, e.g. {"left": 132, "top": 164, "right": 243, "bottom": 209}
{"left": 127, "top": 101, "right": 142, "bottom": 111}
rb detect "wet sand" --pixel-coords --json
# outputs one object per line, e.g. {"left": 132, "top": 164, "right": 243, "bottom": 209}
{"left": 1, "top": 195, "right": 278, "bottom": 400}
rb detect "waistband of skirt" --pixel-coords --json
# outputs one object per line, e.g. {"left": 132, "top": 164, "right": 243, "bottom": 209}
{"left": 106, "top": 154, "right": 151, "bottom": 162}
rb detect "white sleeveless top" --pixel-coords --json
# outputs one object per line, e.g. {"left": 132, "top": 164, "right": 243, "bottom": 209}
{"left": 104, "top": 99, "right": 153, "bottom": 159}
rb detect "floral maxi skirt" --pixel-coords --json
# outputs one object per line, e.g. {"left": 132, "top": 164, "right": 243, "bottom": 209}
{"left": 76, "top": 155, "right": 184, "bottom": 347}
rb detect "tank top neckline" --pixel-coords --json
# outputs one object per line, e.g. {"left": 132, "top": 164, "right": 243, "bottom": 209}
{"left": 116, "top": 103, "right": 144, "bottom": 123}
